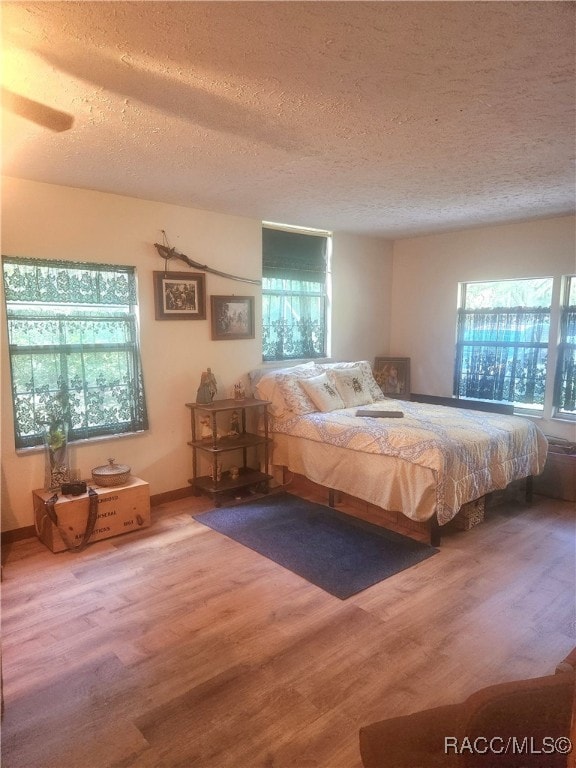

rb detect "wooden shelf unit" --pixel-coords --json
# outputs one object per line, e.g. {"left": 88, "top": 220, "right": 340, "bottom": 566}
{"left": 185, "top": 398, "right": 272, "bottom": 506}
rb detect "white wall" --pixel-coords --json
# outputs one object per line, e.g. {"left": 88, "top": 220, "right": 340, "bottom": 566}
{"left": 331, "top": 232, "right": 393, "bottom": 360}
{"left": 1, "top": 177, "right": 392, "bottom": 532}
{"left": 390, "top": 215, "right": 576, "bottom": 440}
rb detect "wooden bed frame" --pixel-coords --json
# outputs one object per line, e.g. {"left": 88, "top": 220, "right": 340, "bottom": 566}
{"left": 322, "top": 394, "right": 532, "bottom": 547}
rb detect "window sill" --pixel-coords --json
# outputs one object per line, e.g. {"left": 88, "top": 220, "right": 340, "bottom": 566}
{"left": 15, "top": 429, "right": 148, "bottom": 456}
{"left": 510, "top": 411, "right": 576, "bottom": 426}
{"left": 550, "top": 414, "right": 576, "bottom": 424}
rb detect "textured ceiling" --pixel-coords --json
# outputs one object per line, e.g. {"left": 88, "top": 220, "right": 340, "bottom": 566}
{"left": 2, "top": 1, "right": 575, "bottom": 238}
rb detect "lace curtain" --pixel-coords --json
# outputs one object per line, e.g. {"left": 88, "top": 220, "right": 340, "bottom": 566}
{"left": 3, "top": 257, "right": 148, "bottom": 448}
{"left": 262, "top": 278, "right": 326, "bottom": 361}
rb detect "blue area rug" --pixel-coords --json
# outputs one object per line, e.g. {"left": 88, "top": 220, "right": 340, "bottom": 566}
{"left": 193, "top": 493, "right": 438, "bottom": 599}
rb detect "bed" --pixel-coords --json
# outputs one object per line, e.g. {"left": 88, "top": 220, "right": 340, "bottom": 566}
{"left": 251, "top": 360, "right": 549, "bottom": 545}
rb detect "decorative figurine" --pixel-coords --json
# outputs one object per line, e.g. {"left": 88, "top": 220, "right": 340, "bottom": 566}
{"left": 200, "top": 416, "right": 212, "bottom": 440}
{"left": 229, "top": 410, "right": 241, "bottom": 436}
{"left": 196, "top": 367, "right": 218, "bottom": 403}
{"left": 233, "top": 382, "right": 246, "bottom": 400}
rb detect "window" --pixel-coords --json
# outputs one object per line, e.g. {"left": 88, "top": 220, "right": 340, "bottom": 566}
{"left": 2, "top": 257, "right": 148, "bottom": 449}
{"left": 262, "top": 225, "right": 330, "bottom": 361}
{"left": 555, "top": 275, "right": 576, "bottom": 417}
{"left": 454, "top": 277, "right": 553, "bottom": 410}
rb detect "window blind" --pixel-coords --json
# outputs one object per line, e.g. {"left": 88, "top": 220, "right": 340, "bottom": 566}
{"left": 262, "top": 228, "right": 327, "bottom": 283}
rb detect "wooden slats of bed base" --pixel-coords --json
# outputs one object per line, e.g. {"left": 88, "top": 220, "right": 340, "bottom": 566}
{"left": 288, "top": 473, "right": 533, "bottom": 548}
{"left": 326, "top": 478, "right": 534, "bottom": 548}
{"left": 325, "top": 486, "right": 435, "bottom": 544}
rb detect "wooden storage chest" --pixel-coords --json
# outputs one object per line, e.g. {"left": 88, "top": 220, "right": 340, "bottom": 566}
{"left": 33, "top": 477, "right": 150, "bottom": 553}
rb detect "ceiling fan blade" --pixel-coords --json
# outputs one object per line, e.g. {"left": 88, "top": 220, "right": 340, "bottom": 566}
{"left": 2, "top": 87, "right": 74, "bottom": 132}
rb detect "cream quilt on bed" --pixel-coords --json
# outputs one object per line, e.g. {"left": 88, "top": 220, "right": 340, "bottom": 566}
{"left": 271, "top": 400, "right": 548, "bottom": 525}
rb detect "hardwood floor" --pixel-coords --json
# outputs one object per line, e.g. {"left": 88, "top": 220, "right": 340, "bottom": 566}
{"left": 1, "top": 482, "right": 574, "bottom": 768}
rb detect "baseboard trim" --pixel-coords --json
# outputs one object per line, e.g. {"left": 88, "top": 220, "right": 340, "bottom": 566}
{"left": 150, "top": 486, "right": 195, "bottom": 506}
{"left": 1, "top": 486, "right": 195, "bottom": 546}
{"left": 1, "top": 525, "right": 36, "bottom": 545}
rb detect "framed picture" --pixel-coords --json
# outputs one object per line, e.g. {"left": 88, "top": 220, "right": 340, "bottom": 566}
{"left": 153, "top": 272, "right": 206, "bottom": 320}
{"left": 211, "top": 295, "right": 255, "bottom": 340}
{"left": 373, "top": 356, "right": 411, "bottom": 398}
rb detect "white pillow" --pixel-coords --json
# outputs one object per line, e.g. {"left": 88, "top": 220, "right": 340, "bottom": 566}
{"left": 329, "top": 367, "right": 374, "bottom": 407}
{"left": 275, "top": 367, "right": 323, "bottom": 415}
{"left": 298, "top": 373, "right": 345, "bottom": 412}
{"left": 321, "top": 360, "right": 385, "bottom": 402}
{"left": 253, "top": 362, "right": 321, "bottom": 416}
{"left": 249, "top": 360, "right": 319, "bottom": 392}
{"left": 254, "top": 381, "right": 290, "bottom": 417}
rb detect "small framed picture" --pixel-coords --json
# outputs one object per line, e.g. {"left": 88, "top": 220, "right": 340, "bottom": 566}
{"left": 373, "top": 356, "right": 411, "bottom": 398}
{"left": 211, "top": 295, "right": 255, "bottom": 340}
{"left": 153, "top": 272, "right": 206, "bottom": 320}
